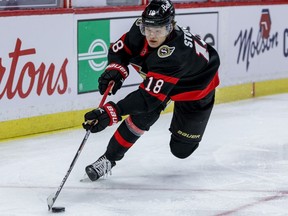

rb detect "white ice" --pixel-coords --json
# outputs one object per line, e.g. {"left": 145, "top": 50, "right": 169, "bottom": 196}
{"left": 0, "top": 93, "right": 288, "bottom": 216}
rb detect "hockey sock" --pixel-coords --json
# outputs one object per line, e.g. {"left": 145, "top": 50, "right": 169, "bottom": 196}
{"left": 105, "top": 116, "right": 145, "bottom": 161}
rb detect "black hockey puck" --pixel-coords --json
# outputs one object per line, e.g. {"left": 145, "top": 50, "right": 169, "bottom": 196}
{"left": 52, "top": 207, "right": 65, "bottom": 213}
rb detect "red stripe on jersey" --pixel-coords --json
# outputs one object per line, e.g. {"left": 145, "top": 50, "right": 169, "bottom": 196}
{"left": 139, "top": 71, "right": 179, "bottom": 102}
{"left": 114, "top": 130, "right": 133, "bottom": 148}
{"left": 170, "top": 72, "right": 220, "bottom": 101}
{"left": 139, "top": 83, "right": 167, "bottom": 101}
{"left": 147, "top": 72, "right": 179, "bottom": 84}
{"left": 120, "top": 34, "right": 132, "bottom": 55}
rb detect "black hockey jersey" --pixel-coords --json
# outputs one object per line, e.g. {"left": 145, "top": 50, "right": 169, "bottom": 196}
{"left": 108, "top": 19, "right": 220, "bottom": 116}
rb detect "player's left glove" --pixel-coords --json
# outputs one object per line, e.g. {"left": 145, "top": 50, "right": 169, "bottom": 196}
{"left": 82, "top": 102, "right": 122, "bottom": 133}
{"left": 98, "top": 63, "right": 129, "bottom": 95}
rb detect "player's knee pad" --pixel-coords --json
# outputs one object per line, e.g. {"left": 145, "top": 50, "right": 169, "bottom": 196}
{"left": 169, "top": 134, "right": 199, "bottom": 159}
{"left": 130, "top": 108, "right": 161, "bottom": 131}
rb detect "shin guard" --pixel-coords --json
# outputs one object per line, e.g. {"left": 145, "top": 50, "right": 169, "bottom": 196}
{"left": 105, "top": 116, "right": 145, "bottom": 161}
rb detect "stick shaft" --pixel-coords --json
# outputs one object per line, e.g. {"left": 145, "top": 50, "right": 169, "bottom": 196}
{"left": 47, "top": 82, "right": 114, "bottom": 210}
{"left": 99, "top": 81, "right": 114, "bottom": 107}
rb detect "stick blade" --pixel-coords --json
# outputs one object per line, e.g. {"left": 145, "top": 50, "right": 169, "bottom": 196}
{"left": 47, "top": 193, "right": 55, "bottom": 211}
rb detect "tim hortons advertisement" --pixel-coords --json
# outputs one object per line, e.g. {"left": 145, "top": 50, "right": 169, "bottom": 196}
{"left": 221, "top": 6, "right": 288, "bottom": 86}
{"left": 0, "top": 15, "right": 74, "bottom": 121}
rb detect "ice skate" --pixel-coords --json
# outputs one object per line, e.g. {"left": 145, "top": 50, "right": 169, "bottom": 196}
{"left": 85, "top": 155, "right": 116, "bottom": 181}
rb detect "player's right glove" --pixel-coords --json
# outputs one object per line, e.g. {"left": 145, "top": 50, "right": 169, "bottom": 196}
{"left": 98, "top": 63, "right": 129, "bottom": 95}
{"left": 82, "top": 102, "right": 122, "bottom": 133}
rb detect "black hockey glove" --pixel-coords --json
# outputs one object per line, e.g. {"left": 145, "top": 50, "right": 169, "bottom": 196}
{"left": 98, "top": 63, "right": 129, "bottom": 95}
{"left": 82, "top": 102, "right": 122, "bottom": 133}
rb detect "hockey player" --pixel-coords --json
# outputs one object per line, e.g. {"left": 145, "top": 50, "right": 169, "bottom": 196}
{"left": 82, "top": 0, "right": 220, "bottom": 181}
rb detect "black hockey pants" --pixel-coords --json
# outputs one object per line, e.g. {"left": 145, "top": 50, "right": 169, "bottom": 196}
{"left": 105, "top": 90, "right": 215, "bottom": 161}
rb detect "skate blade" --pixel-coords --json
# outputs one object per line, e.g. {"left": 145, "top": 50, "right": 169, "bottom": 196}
{"left": 80, "top": 174, "right": 91, "bottom": 183}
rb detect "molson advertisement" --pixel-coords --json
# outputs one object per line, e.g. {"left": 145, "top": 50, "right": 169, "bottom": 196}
{"left": 221, "top": 6, "right": 288, "bottom": 86}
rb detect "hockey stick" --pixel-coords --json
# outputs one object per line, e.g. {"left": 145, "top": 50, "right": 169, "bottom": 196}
{"left": 47, "top": 81, "right": 114, "bottom": 211}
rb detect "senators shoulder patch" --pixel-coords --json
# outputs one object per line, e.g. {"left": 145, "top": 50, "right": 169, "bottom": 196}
{"left": 157, "top": 45, "right": 175, "bottom": 58}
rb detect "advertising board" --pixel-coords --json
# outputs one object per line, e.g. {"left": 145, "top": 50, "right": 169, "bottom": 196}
{"left": 78, "top": 20, "right": 110, "bottom": 94}
{"left": 220, "top": 5, "right": 288, "bottom": 86}
{"left": 0, "top": 14, "right": 74, "bottom": 121}
{"left": 0, "top": 4, "right": 287, "bottom": 139}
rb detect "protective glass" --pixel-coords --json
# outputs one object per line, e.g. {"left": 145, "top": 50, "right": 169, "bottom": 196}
{"left": 140, "top": 23, "right": 172, "bottom": 37}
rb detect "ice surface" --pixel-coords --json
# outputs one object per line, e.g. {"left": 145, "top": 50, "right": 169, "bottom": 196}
{"left": 0, "top": 93, "right": 287, "bottom": 216}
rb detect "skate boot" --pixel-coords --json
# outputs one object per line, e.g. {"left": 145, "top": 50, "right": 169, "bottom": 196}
{"left": 85, "top": 155, "right": 116, "bottom": 181}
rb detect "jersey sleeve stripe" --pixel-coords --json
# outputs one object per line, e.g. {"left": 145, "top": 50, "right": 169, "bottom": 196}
{"left": 147, "top": 71, "right": 179, "bottom": 84}
{"left": 139, "top": 83, "right": 167, "bottom": 101}
{"left": 170, "top": 72, "right": 219, "bottom": 101}
{"left": 138, "top": 71, "right": 179, "bottom": 101}
{"left": 120, "top": 34, "right": 133, "bottom": 55}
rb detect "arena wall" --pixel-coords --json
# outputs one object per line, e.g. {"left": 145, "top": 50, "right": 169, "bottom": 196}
{"left": 0, "top": 2, "right": 287, "bottom": 140}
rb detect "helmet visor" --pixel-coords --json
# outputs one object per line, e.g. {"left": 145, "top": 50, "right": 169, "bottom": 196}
{"left": 140, "top": 23, "right": 172, "bottom": 37}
